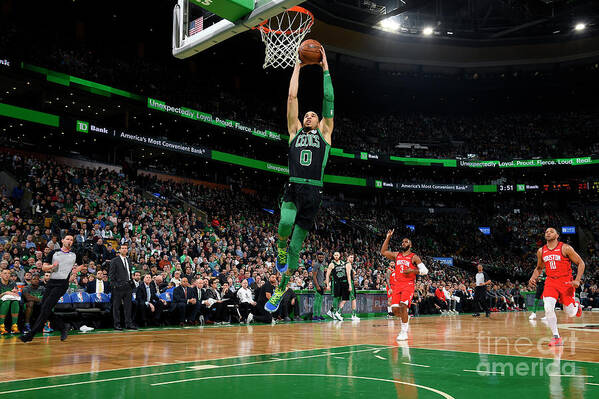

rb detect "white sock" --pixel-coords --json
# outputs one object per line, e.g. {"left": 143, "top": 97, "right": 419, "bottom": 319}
{"left": 547, "top": 315, "right": 559, "bottom": 337}
{"left": 401, "top": 322, "right": 409, "bottom": 333}
{"left": 388, "top": 306, "right": 392, "bottom": 313}
{"left": 544, "top": 297, "right": 559, "bottom": 337}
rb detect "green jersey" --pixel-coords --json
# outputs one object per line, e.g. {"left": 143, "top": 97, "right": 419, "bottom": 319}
{"left": 288, "top": 128, "right": 330, "bottom": 187}
{"left": 332, "top": 260, "right": 347, "bottom": 283}
{"left": 23, "top": 284, "right": 45, "bottom": 299}
{"left": 0, "top": 281, "right": 16, "bottom": 295}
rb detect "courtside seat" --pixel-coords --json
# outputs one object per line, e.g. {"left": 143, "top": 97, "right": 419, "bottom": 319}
{"left": 91, "top": 292, "right": 111, "bottom": 311}
{"left": 71, "top": 292, "right": 100, "bottom": 313}
{"left": 53, "top": 293, "right": 78, "bottom": 320}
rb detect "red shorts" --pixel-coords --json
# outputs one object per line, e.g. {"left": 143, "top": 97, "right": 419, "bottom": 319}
{"left": 543, "top": 276, "right": 575, "bottom": 306}
{"left": 391, "top": 283, "right": 414, "bottom": 307}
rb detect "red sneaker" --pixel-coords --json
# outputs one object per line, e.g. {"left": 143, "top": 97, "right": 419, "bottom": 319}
{"left": 576, "top": 299, "right": 582, "bottom": 317}
{"left": 549, "top": 337, "right": 563, "bottom": 347}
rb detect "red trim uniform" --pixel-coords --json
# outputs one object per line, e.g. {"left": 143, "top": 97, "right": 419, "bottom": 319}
{"left": 542, "top": 242, "right": 575, "bottom": 306}
{"left": 392, "top": 252, "right": 417, "bottom": 306}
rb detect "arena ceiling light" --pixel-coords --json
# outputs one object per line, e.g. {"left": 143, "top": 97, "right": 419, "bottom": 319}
{"left": 422, "top": 26, "right": 433, "bottom": 36}
{"left": 379, "top": 17, "right": 400, "bottom": 31}
{"left": 574, "top": 23, "right": 586, "bottom": 31}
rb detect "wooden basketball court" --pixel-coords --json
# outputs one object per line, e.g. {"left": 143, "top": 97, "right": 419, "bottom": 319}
{"left": 2, "top": 312, "right": 599, "bottom": 398}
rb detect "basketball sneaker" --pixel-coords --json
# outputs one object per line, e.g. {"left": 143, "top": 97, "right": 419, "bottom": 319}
{"left": 265, "top": 288, "right": 285, "bottom": 313}
{"left": 575, "top": 299, "right": 582, "bottom": 317}
{"left": 0, "top": 325, "right": 6, "bottom": 335}
{"left": 246, "top": 313, "right": 254, "bottom": 324}
{"left": 351, "top": 315, "right": 360, "bottom": 321}
{"left": 334, "top": 311, "right": 343, "bottom": 321}
{"left": 529, "top": 312, "right": 537, "bottom": 320}
{"left": 396, "top": 332, "right": 408, "bottom": 341}
{"left": 548, "top": 337, "right": 563, "bottom": 347}
{"left": 276, "top": 248, "right": 288, "bottom": 273}
{"left": 326, "top": 309, "right": 334, "bottom": 319}
{"left": 11, "top": 324, "right": 19, "bottom": 334}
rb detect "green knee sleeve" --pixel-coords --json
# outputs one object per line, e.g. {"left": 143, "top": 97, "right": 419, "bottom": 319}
{"left": 0, "top": 301, "right": 10, "bottom": 316}
{"left": 10, "top": 301, "right": 19, "bottom": 315}
{"left": 288, "top": 225, "right": 308, "bottom": 272}
{"left": 278, "top": 202, "right": 297, "bottom": 249}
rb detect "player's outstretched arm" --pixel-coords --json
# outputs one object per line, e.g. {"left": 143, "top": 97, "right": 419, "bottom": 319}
{"left": 528, "top": 248, "right": 545, "bottom": 287}
{"left": 564, "top": 244, "right": 585, "bottom": 288}
{"left": 381, "top": 229, "right": 398, "bottom": 260}
{"left": 287, "top": 63, "right": 303, "bottom": 141}
{"left": 318, "top": 47, "right": 334, "bottom": 145}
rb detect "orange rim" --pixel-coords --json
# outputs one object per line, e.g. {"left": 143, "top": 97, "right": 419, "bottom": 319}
{"left": 253, "top": 6, "right": 314, "bottom": 35}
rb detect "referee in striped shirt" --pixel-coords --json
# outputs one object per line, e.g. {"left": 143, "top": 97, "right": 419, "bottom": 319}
{"left": 473, "top": 264, "right": 491, "bottom": 318}
{"left": 20, "top": 234, "right": 85, "bottom": 342}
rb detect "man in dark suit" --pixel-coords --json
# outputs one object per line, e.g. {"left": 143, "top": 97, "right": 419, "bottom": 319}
{"left": 136, "top": 274, "right": 165, "bottom": 326}
{"left": 86, "top": 270, "right": 111, "bottom": 294}
{"left": 109, "top": 243, "right": 137, "bottom": 330}
{"left": 172, "top": 277, "right": 198, "bottom": 326}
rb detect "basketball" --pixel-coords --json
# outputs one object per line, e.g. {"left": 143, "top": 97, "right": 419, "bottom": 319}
{"left": 299, "top": 39, "right": 322, "bottom": 64}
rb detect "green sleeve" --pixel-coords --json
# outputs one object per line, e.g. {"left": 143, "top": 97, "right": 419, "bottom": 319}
{"left": 322, "top": 71, "right": 334, "bottom": 119}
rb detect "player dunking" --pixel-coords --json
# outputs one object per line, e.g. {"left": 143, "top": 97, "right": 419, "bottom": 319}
{"left": 528, "top": 227, "right": 585, "bottom": 346}
{"left": 266, "top": 47, "right": 334, "bottom": 312}
{"left": 381, "top": 230, "right": 428, "bottom": 341}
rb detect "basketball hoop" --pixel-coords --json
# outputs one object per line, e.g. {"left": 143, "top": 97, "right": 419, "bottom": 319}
{"left": 254, "top": 6, "right": 314, "bottom": 69}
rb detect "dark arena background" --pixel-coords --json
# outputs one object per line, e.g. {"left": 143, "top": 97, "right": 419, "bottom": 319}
{"left": 1, "top": 0, "right": 599, "bottom": 398}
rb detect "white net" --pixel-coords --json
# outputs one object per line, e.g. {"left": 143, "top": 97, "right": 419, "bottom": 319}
{"left": 257, "top": 7, "right": 314, "bottom": 69}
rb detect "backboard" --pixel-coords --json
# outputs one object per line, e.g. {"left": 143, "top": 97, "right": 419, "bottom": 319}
{"left": 172, "top": 0, "right": 305, "bottom": 59}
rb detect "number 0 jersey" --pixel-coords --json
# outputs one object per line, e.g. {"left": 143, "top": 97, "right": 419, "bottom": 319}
{"left": 542, "top": 242, "right": 572, "bottom": 278}
{"left": 289, "top": 128, "right": 330, "bottom": 186}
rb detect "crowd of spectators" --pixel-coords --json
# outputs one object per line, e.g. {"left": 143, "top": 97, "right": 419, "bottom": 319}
{"left": 1, "top": 150, "right": 597, "bottom": 331}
